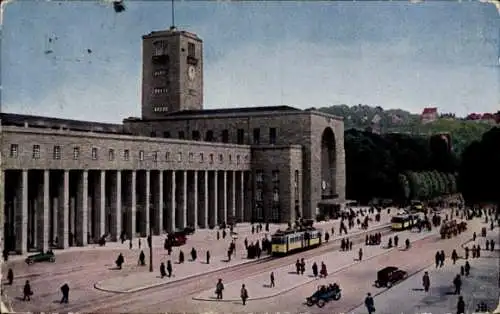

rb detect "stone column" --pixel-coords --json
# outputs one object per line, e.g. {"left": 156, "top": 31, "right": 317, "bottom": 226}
{"left": 240, "top": 171, "right": 245, "bottom": 221}
{"left": 156, "top": 171, "right": 163, "bottom": 235}
{"left": 193, "top": 171, "right": 198, "bottom": 228}
{"left": 76, "top": 170, "right": 88, "bottom": 246}
{"left": 36, "top": 170, "right": 50, "bottom": 252}
{"left": 15, "top": 170, "right": 28, "bottom": 254}
{"left": 52, "top": 197, "right": 58, "bottom": 242}
{"left": 98, "top": 170, "right": 106, "bottom": 238}
{"left": 128, "top": 170, "right": 137, "bottom": 239}
{"left": 180, "top": 170, "right": 187, "bottom": 229}
{"left": 169, "top": 171, "right": 176, "bottom": 232}
{"left": 144, "top": 170, "right": 151, "bottom": 236}
{"left": 231, "top": 171, "right": 236, "bottom": 221}
{"left": 111, "top": 171, "right": 122, "bottom": 241}
{"left": 222, "top": 170, "right": 228, "bottom": 224}
{"left": 213, "top": 171, "right": 218, "bottom": 226}
{"left": 57, "top": 170, "right": 69, "bottom": 249}
{"left": 203, "top": 170, "right": 209, "bottom": 228}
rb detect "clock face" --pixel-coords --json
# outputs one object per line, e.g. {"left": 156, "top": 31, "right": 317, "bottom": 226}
{"left": 188, "top": 66, "right": 196, "bottom": 81}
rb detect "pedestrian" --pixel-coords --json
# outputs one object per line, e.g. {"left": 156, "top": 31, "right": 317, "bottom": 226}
{"left": 179, "top": 250, "right": 185, "bottom": 264}
{"left": 472, "top": 245, "right": 477, "bottom": 258}
{"left": 160, "top": 262, "right": 167, "bottom": 278}
{"left": 422, "top": 271, "right": 430, "bottom": 292}
{"left": 2, "top": 248, "right": 8, "bottom": 262}
{"left": 451, "top": 249, "right": 458, "bottom": 265}
{"left": 473, "top": 232, "right": 476, "bottom": 241}
{"left": 206, "top": 250, "right": 210, "bottom": 264}
{"left": 349, "top": 240, "right": 353, "bottom": 251}
{"left": 319, "top": 262, "right": 328, "bottom": 278}
{"left": 491, "top": 240, "right": 495, "bottom": 251}
{"left": 358, "top": 248, "right": 363, "bottom": 261}
{"left": 129, "top": 239, "right": 133, "bottom": 249}
{"left": 295, "top": 259, "right": 301, "bottom": 274}
{"left": 486, "top": 239, "right": 490, "bottom": 251}
{"left": 435, "top": 251, "right": 440, "bottom": 268}
{"left": 465, "top": 246, "right": 469, "bottom": 259}
{"left": 60, "top": 283, "right": 69, "bottom": 304}
{"left": 440, "top": 250, "right": 445, "bottom": 267}
{"left": 270, "top": 272, "right": 275, "bottom": 287}
{"left": 227, "top": 248, "right": 232, "bottom": 262}
{"left": 23, "top": 280, "right": 32, "bottom": 301}
{"left": 215, "top": 279, "right": 224, "bottom": 300}
{"left": 312, "top": 262, "right": 318, "bottom": 278}
{"left": 240, "top": 284, "right": 249, "bottom": 305}
{"left": 460, "top": 265, "right": 464, "bottom": 276}
{"left": 138, "top": 250, "right": 146, "bottom": 266}
{"left": 217, "top": 231, "right": 220, "bottom": 240}
{"left": 167, "top": 260, "right": 173, "bottom": 277}
{"left": 476, "top": 246, "right": 481, "bottom": 258}
{"left": 464, "top": 261, "right": 470, "bottom": 277}
{"left": 191, "top": 247, "right": 197, "bottom": 261}
{"left": 138, "top": 238, "right": 142, "bottom": 249}
{"left": 453, "top": 274, "right": 462, "bottom": 295}
{"left": 457, "top": 295, "right": 465, "bottom": 314}
{"left": 7, "top": 268, "right": 13, "bottom": 285}
{"left": 325, "top": 232, "right": 330, "bottom": 242}
{"left": 300, "top": 258, "right": 305, "bottom": 275}
{"left": 365, "top": 293, "right": 375, "bottom": 314}
{"left": 222, "top": 229, "right": 227, "bottom": 239}
{"left": 394, "top": 235, "right": 399, "bottom": 247}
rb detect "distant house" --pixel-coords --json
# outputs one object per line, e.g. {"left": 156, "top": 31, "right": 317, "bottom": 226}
{"left": 466, "top": 113, "right": 482, "bottom": 121}
{"left": 481, "top": 113, "right": 497, "bottom": 124}
{"left": 421, "top": 107, "right": 438, "bottom": 124}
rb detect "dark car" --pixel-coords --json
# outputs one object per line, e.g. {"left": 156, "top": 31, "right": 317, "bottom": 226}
{"left": 374, "top": 266, "right": 407, "bottom": 288}
{"left": 25, "top": 251, "right": 55, "bottom": 265}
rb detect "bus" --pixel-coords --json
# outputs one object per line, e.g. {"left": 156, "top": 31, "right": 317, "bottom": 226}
{"left": 391, "top": 214, "right": 418, "bottom": 231}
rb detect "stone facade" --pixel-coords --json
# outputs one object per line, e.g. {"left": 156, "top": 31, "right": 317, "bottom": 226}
{"left": 1, "top": 27, "right": 345, "bottom": 254}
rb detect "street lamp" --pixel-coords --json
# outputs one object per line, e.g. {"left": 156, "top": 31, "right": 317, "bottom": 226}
{"left": 149, "top": 204, "right": 153, "bottom": 272}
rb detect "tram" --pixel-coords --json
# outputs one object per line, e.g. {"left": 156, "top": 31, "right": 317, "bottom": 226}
{"left": 271, "top": 227, "right": 322, "bottom": 256}
{"left": 391, "top": 214, "right": 418, "bottom": 231}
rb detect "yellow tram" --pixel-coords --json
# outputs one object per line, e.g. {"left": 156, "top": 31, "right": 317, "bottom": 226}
{"left": 271, "top": 227, "right": 322, "bottom": 256}
{"left": 391, "top": 214, "right": 418, "bottom": 231}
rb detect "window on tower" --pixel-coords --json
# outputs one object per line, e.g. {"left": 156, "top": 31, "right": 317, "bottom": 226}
{"left": 153, "top": 87, "right": 168, "bottom": 94}
{"left": 188, "top": 43, "right": 195, "bottom": 58}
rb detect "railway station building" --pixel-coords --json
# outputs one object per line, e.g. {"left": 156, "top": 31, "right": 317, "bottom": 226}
{"left": 1, "top": 27, "right": 346, "bottom": 254}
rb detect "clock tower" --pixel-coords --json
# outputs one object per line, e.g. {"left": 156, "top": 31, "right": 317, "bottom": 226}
{"left": 141, "top": 28, "right": 203, "bottom": 119}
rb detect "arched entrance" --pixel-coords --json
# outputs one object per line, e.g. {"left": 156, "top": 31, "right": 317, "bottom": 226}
{"left": 321, "top": 127, "right": 337, "bottom": 199}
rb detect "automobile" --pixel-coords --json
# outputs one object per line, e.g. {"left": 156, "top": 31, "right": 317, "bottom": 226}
{"left": 306, "top": 283, "right": 342, "bottom": 307}
{"left": 25, "top": 251, "right": 55, "bottom": 265}
{"left": 374, "top": 266, "right": 407, "bottom": 288}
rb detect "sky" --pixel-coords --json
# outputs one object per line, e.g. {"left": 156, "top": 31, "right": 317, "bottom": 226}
{"left": 1, "top": 0, "right": 499, "bottom": 123}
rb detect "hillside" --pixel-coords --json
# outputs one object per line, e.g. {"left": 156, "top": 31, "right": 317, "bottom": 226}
{"left": 318, "top": 104, "right": 495, "bottom": 155}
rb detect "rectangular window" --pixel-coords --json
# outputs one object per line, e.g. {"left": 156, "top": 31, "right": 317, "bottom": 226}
{"left": 53, "top": 145, "right": 61, "bottom": 160}
{"left": 153, "top": 151, "right": 158, "bottom": 162}
{"left": 153, "top": 87, "right": 168, "bottom": 94}
{"left": 253, "top": 128, "right": 260, "bottom": 144}
{"left": 9, "top": 144, "right": 18, "bottom": 158}
{"left": 189, "top": 153, "right": 194, "bottom": 163}
{"left": 256, "top": 170, "right": 264, "bottom": 183}
{"left": 32, "top": 145, "right": 41, "bottom": 159}
{"left": 209, "top": 153, "right": 214, "bottom": 164}
{"left": 178, "top": 131, "right": 185, "bottom": 140}
{"left": 188, "top": 42, "right": 195, "bottom": 58}
{"left": 272, "top": 170, "right": 279, "bottom": 183}
{"left": 256, "top": 189, "right": 263, "bottom": 201}
{"left": 109, "top": 149, "right": 115, "bottom": 161}
{"left": 192, "top": 130, "right": 200, "bottom": 141}
{"left": 205, "top": 130, "right": 214, "bottom": 142}
{"left": 139, "top": 150, "right": 145, "bottom": 161}
{"left": 229, "top": 154, "right": 232, "bottom": 163}
{"left": 73, "top": 147, "right": 80, "bottom": 160}
{"left": 269, "top": 127, "right": 277, "bottom": 145}
{"left": 153, "top": 69, "right": 167, "bottom": 77}
{"left": 273, "top": 188, "right": 280, "bottom": 202}
{"left": 177, "top": 152, "right": 182, "bottom": 162}
{"left": 294, "top": 170, "right": 299, "bottom": 196}
{"left": 124, "top": 149, "right": 130, "bottom": 161}
{"left": 219, "top": 154, "right": 223, "bottom": 163}
{"left": 236, "top": 155, "right": 241, "bottom": 164}
{"left": 237, "top": 129, "right": 245, "bottom": 144}
{"left": 92, "top": 147, "right": 98, "bottom": 160}
{"left": 165, "top": 152, "right": 171, "bottom": 162}
{"left": 221, "top": 129, "right": 229, "bottom": 143}
{"left": 163, "top": 131, "right": 171, "bottom": 138}
{"left": 199, "top": 153, "right": 204, "bottom": 163}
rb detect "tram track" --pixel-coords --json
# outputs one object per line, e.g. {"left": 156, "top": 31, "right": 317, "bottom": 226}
{"left": 63, "top": 225, "right": 393, "bottom": 312}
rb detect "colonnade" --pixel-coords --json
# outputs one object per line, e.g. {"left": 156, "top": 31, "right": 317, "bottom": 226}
{"left": 3, "top": 169, "right": 251, "bottom": 255}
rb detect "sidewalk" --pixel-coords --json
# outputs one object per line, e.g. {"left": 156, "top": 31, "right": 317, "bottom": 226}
{"left": 192, "top": 227, "right": 441, "bottom": 302}
{"left": 349, "top": 225, "right": 499, "bottom": 314}
{"left": 94, "top": 215, "right": 393, "bottom": 293}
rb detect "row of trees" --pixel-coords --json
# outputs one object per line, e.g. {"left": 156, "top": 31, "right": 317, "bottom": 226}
{"left": 458, "top": 127, "right": 500, "bottom": 207}
{"left": 344, "top": 129, "right": 457, "bottom": 203}
{"left": 397, "top": 171, "right": 458, "bottom": 202}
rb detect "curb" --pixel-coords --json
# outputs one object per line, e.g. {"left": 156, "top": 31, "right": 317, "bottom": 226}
{"left": 192, "top": 231, "right": 439, "bottom": 302}
{"left": 94, "top": 256, "right": 273, "bottom": 293}
{"left": 94, "top": 223, "right": 392, "bottom": 294}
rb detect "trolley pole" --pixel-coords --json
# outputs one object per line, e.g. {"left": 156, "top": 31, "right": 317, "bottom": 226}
{"left": 149, "top": 206, "right": 153, "bottom": 273}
